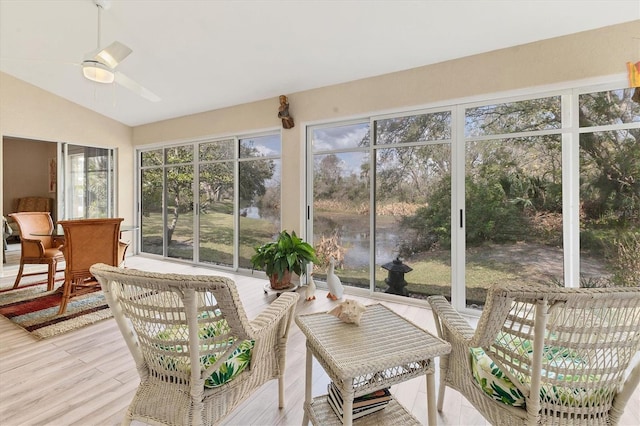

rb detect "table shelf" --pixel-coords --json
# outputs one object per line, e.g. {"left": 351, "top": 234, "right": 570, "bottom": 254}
{"left": 305, "top": 395, "right": 420, "bottom": 426}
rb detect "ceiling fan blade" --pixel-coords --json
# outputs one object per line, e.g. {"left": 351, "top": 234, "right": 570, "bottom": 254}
{"left": 93, "top": 41, "right": 132, "bottom": 69}
{"left": 0, "top": 56, "right": 80, "bottom": 67}
{"left": 115, "top": 71, "right": 161, "bottom": 102}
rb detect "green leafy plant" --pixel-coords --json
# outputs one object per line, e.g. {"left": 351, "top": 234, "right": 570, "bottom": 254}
{"left": 250, "top": 230, "right": 318, "bottom": 288}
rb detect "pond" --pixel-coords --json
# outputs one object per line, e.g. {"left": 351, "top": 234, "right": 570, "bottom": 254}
{"left": 314, "top": 213, "right": 402, "bottom": 268}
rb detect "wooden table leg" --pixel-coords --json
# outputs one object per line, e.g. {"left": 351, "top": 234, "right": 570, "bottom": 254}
{"left": 426, "top": 371, "right": 437, "bottom": 426}
{"left": 302, "top": 346, "right": 312, "bottom": 426}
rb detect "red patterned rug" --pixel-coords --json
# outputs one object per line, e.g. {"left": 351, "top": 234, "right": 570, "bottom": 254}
{"left": 0, "top": 286, "right": 111, "bottom": 339}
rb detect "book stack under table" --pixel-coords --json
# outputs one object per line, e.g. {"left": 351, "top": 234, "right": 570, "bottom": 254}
{"left": 327, "top": 382, "right": 391, "bottom": 421}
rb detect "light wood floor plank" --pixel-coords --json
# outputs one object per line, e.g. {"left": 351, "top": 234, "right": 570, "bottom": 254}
{"left": 1, "top": 255, "right": 639, "bottom": 425}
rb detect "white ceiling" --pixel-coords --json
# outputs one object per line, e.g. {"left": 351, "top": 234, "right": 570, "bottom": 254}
{"left": 1, "top": 1, "right": 638, "bottom": 127}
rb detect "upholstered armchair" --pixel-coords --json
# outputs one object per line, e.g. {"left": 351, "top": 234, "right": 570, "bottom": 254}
{"left": 8, "top": 212, "right": 64, "bottom": 290}
{"left": 7, "top": 197, "right": 54, "bottom": 240}
{"left": 427, "top": 284, "right": 640, "bottom": 426}
{"left": 90, "top": 263, "right": 299, "bottom": 426}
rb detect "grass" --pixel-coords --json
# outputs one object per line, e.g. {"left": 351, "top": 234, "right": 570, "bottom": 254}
{"left": 141, "top": 208, "right": 279, "bottom": 268}
{"left": 141, "top": 209, "right": 560, "bottom": 305}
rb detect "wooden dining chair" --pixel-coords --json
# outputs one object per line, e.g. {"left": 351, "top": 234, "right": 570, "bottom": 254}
{"left": 8, "top": 212, "right": 64, "bottom": 291}
{"left": 57, "top": 218, "right": 129, "bottom": 314}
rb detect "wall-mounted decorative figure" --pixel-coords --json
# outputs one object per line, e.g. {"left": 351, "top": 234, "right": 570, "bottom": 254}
{"left": 326, "top": 256, "right": 343, "bottom": 300}
{"left": 278, "top": 95, "right": 294, "bottom": 129}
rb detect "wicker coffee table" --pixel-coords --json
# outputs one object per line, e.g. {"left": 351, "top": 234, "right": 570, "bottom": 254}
{"left": 296, "top": 303, "right": 451, "bottom": 425}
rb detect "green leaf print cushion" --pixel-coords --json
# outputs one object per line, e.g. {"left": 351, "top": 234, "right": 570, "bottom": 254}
{"left": 470, "top": 346, "right": 526, "bottom": 406}
{"left": 155, "top": 315, "right": 254, "bottom": 389}
{"left": 470, "top": 333, "right": 603, "bottom": 408}
{"left": 201, "top": 339, "right": 254, "bottom": 388}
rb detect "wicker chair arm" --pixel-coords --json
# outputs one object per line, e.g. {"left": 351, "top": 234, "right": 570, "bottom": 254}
{"left": 427, "top": 295, "right": 475, "bottom": 343}
{"left": 610, "top": 357, "right": 640, "bottom": 421}
{"left": 249, "top": 292, "right": 299, "bottom": 337}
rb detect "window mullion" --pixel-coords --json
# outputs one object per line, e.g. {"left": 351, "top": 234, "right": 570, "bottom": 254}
{"left": 562, "top": 92, "right": 580, "bottom": 287}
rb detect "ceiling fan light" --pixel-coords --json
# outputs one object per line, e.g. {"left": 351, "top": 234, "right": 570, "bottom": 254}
{"left": 82, "top": 61, "right": 114, "bottom": 84}
{"left": 96, "top": 50, "right": 117, "bottom": 68}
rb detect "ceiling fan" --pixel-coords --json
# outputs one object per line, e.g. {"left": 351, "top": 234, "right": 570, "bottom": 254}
{"left": 83, "top": 0, "right": 160, "bottom": 102}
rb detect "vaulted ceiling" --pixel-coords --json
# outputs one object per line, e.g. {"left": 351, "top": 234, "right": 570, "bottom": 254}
{"left": 1, "top": 0, "right": 638, "bottom": 126}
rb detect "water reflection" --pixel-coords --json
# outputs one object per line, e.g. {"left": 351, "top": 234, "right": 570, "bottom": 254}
{"left": 314, "top": 215, "right": 399, "bottom": 268}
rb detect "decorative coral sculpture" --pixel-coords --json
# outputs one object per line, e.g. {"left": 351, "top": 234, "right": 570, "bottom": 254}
{"left": 326, "top": 256, "right": 343, "bottom": 300}
{"left": 328, "top": 299, "right": 366, "bottom": 325}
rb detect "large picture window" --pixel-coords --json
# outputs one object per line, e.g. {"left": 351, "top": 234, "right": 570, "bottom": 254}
{"left": 138, "top": 133, "right": 281, "bottom": 269}
{"left": 307, "top": 84, "right": 639, "bottom": 311}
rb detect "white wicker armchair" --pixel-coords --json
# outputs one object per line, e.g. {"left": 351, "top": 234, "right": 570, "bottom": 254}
{"left": 427, "top": 284, "right": 640, "bottom": 426}
{"left": 90, "top": 263, "right": 299, "bottom": 426}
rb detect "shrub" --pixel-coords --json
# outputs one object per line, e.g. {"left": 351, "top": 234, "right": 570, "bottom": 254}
{"left": 611, "top": 231, "right": 640, "bottom": 287}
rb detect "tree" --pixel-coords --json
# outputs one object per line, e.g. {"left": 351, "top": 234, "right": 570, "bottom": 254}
{"left": 238, "top": 141, "right": 276, "bottom": 207}
{"left": 314, "top": 154, "right": 343, "bottom": 199}
{"left": 140, "top": 142, "right": 277, "bottom": 245}
{"left": 374, "top": 113, "right": 451, "bottom": 204}
{"left": 579, "top": 90, "right": 640, "bottom": 224}
{"left": 401, "top": 97, "right": 564, "bottom": 251}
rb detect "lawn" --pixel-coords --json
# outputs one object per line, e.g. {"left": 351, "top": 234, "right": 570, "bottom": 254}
{"left": 141, "top": 209, "right": 552, "bottom": 306}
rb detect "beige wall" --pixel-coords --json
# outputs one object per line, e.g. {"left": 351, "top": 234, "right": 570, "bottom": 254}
{"left": 133, "top": 20, "right": 640, "bottom": 232}
{"left": 2, "top": 137, "right": 57, "bottom": 216}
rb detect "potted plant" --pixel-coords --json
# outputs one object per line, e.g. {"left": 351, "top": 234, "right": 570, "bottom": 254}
{"left": 250, "top": 230, "right": 318, "bottom": 290}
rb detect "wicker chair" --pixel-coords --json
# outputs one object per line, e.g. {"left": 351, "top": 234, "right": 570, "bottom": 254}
{"left": 57, "top": 218, "right": 128, "bottom": 314}
{"left": 8, "top": 212, "right": 64, "bottom": 291}
{"left": 427, "top": 284, "right": 640, "bottom": 426}
{"left": 90, "top": 263, "right": 299, "bottom": 426}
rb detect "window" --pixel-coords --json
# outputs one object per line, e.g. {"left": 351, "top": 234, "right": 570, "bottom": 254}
{"left": 307, "top": 84, "right": 640, "bottom": 311}
{"left": 138, "top": 133, "right": 281, "bottom": 269}
{"left": 578, "top": 88, "right": 640, "bottom": 287}
{"left": 308, "top": 112, "right": 453, "bottom": 299}
{"left": 309, "top": 122, "right": 371, "bottom": 287}
{"left": 238, "top": 134, "right": 282, "bottom": 269}
{"left": 464, "top": 96, "right": 563, "bottom": 307}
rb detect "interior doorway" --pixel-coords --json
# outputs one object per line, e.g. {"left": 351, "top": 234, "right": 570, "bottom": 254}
{"left": 2, "top": 136, "right": 58, "bottom": 273}
{"left": 1, "top": 137, "right": 117, "bottom": 275}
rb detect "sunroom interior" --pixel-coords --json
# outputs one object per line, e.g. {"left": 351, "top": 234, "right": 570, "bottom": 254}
{"left": 0, "top": 3, "right": 639, "bottom": 424}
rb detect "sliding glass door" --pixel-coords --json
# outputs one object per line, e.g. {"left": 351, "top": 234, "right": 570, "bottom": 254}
{"left": 373, "top": 112, "right": 452, "bottom": 299}
{"left": 60, "top": 143, "right": 116, "bottom": 219}
{"left": 308, "top": 111, "right": 453, "bottom": 300}
{"left": 306, "top": 83, "right": 639, "bottom": 311}
{"left": 463, "top": 96, "right": 564, "bottom": 309}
